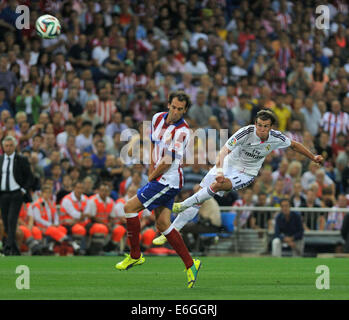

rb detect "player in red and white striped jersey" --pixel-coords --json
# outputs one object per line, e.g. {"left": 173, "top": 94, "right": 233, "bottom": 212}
{"left": 116, "top": 91, "right": 202, "bottom": 288}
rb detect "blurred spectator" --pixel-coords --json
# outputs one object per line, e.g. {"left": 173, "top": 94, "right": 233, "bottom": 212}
{"left": 231, "top": 94, "right": 250, "bottom": 127}
{"left": 184, "top": 50, "right": 208, "bottom": 78}
{"left": 289, "top": 99, "right": 305, "bottom": 130}
{"left": 212, "top": 95, "right": 234, "bottom": 134}
{"left": 68, "top": 34, "right": 93, "bottom": 73}
{"left": 15, "top": 83, "right": 42, "bottom": 124}
{"left": 272, "top": 198, "right": 304, "bottom": 257}
{"left": 301, "top": 97, "right": 322, "bottom": 137}
{"left": 80, "top": 79, "right": 98, "bottom": 107}
{"left": 327, "top": 194, "right": 347, "bottom": 231}
{"left": 56, "top": 120, "right": 77, "bottom": 148}
{"left": 271, "top": 93, "right": 291, "bottom": 131}
{"left": 94, "top": 122, "right": 113, "bottom": 151}
{"left": 96, "top": 86, "right": 117, "bottom": 125}
{"left": 290, "top": 181, "right": 307, "bottom": 208}
{"left": 250, "top": 191, "right": 273, "bottom": 231}
{"left": 106, "top": 112, "right": 128, "bottom": 138}
{"left": 67, "top": 88, "right": 83, "bottom": 117}
{"left": 81, "top": 100, "right": 100, "bottom": 128}
{"left": 315, "top": 131, "right": 333, "bottom": 163}
{"left": 50, "top": 88, "right": 70, "bottom": 121}
{"left": 233, "top": 188, "right": 254, "bottom": 229}
{"left": 321, "top": 100, "right": 349, "bottom": 146}
{"left": 76, "top": 120, "right": 93, "bottom": 152}
{"left": 129, "top": 89, "right": 152, "bottom": 122}
{"left": 187, "top": 91, "right": 212, "bottom": 127}
{"left": 285, "top": 119, "right": 303, "bottom": 143}
{"left": 91, "top": 139, "right": 107, "bottom": 170}
{"left": 182, "top": 154, "right": 208, "bottom": 192}
{"left": 272, "top": 159, "right": 292, "bottom": 194}
{"left": 0, "top": 87, "right": 12, "bottom": 115}
{"left": 287, "top": 60, "right": 311, "bottom": 96}
{"left": 0, "top": 55, "right": 18, "bottom": 102}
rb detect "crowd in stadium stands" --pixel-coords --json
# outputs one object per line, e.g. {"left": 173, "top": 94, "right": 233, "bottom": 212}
{"left": 0, "top": 0, "right": 349, "bottom": 255}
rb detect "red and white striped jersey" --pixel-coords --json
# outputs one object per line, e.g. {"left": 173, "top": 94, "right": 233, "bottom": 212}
{"left": 327, "top": 206, "right": 346, "bottom": 230}
{"left": 114, "top": 72, "right": 137, "bottom": 94}
{"left": 285, "top": 131, "right": 303, "bottom": 143}
{"left": 96, "top": 99, "right": 117, "bottom": 124}
{"left": 151, "top": 112, "right": 191, "bottom": 189}
{"left": 50, "top": 100, "right": 70, "bottom": 121}
{"left": 276, "top": 12, "right": 292, "bottom": 30}
{"left": 232, "top": 199, "right": 252, "bottom": 228}
{"left": 321, "top": 112, "right": 349, "bottom": 145}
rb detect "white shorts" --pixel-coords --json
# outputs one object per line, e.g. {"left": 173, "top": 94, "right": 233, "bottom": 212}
{"left": 200, "top": 166, "right": 255, "bottom": 197}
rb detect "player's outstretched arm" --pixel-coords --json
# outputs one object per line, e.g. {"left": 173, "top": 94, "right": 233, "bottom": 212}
{"left": 290, "top": 140, "right": 324, "bottom": 164}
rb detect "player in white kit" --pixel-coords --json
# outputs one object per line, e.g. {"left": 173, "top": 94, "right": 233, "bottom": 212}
{"left": 153, "top": 109, "right": 324, "bottom": 245}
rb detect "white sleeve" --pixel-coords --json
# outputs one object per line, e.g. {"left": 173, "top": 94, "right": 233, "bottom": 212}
{"left": 32, "top": 206, "right": 51, "bottom": 227}
{"left": 61, "top": 198, "right": 81, "bottom": 219}
{"left": 53, "top": 211, "right": 59, "bottom": 225}
{"left": 84, "top": 199, "right": 97, "bottom": 217}
{"left": 27, "top": 204, "right": 33, "bottom": 217}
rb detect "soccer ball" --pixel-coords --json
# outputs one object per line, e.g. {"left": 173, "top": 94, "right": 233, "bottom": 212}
{"left": 35, "top": 14, "right": 61, "bottom": 39}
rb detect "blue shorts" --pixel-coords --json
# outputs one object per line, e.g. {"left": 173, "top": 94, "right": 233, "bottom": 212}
{"left": 137, "top": 181, "right": 180, "bottom": 211}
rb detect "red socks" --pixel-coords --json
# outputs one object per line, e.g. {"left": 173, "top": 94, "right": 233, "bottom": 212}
{"left": 165, "top": 228, "right": 193, "bottom": 269}
{"left": 126, "top": 216, "right": 141, "bottom": 259}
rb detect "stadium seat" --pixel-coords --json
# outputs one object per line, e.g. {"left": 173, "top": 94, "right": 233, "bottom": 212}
{"left": 220, "top": 212, "right": 236, "bottom": 233}
{"left": 197, "top": 212, "right": 236, "bottom": 254}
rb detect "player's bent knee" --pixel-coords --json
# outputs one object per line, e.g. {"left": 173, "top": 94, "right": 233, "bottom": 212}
{"left": 155, "top": 220, "right": 170, "bottom": 233}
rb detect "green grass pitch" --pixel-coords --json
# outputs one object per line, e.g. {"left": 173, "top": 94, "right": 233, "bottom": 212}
{"left": 0, "top": 256, "right": 348, "bottom": 300}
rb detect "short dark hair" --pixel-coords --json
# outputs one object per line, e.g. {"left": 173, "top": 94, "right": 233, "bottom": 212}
{"left": 81, "top": 120, "right": 92, "bottom": 127}
{"left": 168, "top": 91, "right": 191, "bottom": 110}
{"left": 280, "top": 198, "right": 290, "bottom": 206}
{"left": 255, "top": 109, "right": 277, "bottom": 126}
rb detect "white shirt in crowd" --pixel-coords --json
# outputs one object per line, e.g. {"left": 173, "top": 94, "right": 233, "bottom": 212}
{"left": 184, "top": 61, "right": 208, "bottom": 76}
{"left": 75, "top": 133, "right": 93, "bottom": 152}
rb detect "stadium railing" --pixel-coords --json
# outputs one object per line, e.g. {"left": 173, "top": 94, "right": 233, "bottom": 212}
{"left": 201, "top": 206, "right": 347, "bottom": 255}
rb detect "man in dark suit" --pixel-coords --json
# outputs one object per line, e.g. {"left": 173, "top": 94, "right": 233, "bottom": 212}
{"left": 0, "top": 135, "right": 34, "bottom": 255}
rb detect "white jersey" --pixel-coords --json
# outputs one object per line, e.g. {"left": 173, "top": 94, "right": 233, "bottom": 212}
{"left": 151, "top": 111, "right": 190, "bottom": 189}
{"left": 224, "top": 125, "right": 291, "bottom": 176}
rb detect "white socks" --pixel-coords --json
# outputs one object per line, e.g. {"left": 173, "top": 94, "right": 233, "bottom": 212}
{"left": 172, "top": 206, "right": 200, "bottom": 231}
{"left": 181, "top": 187, "right": 215, "bottom": 208}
